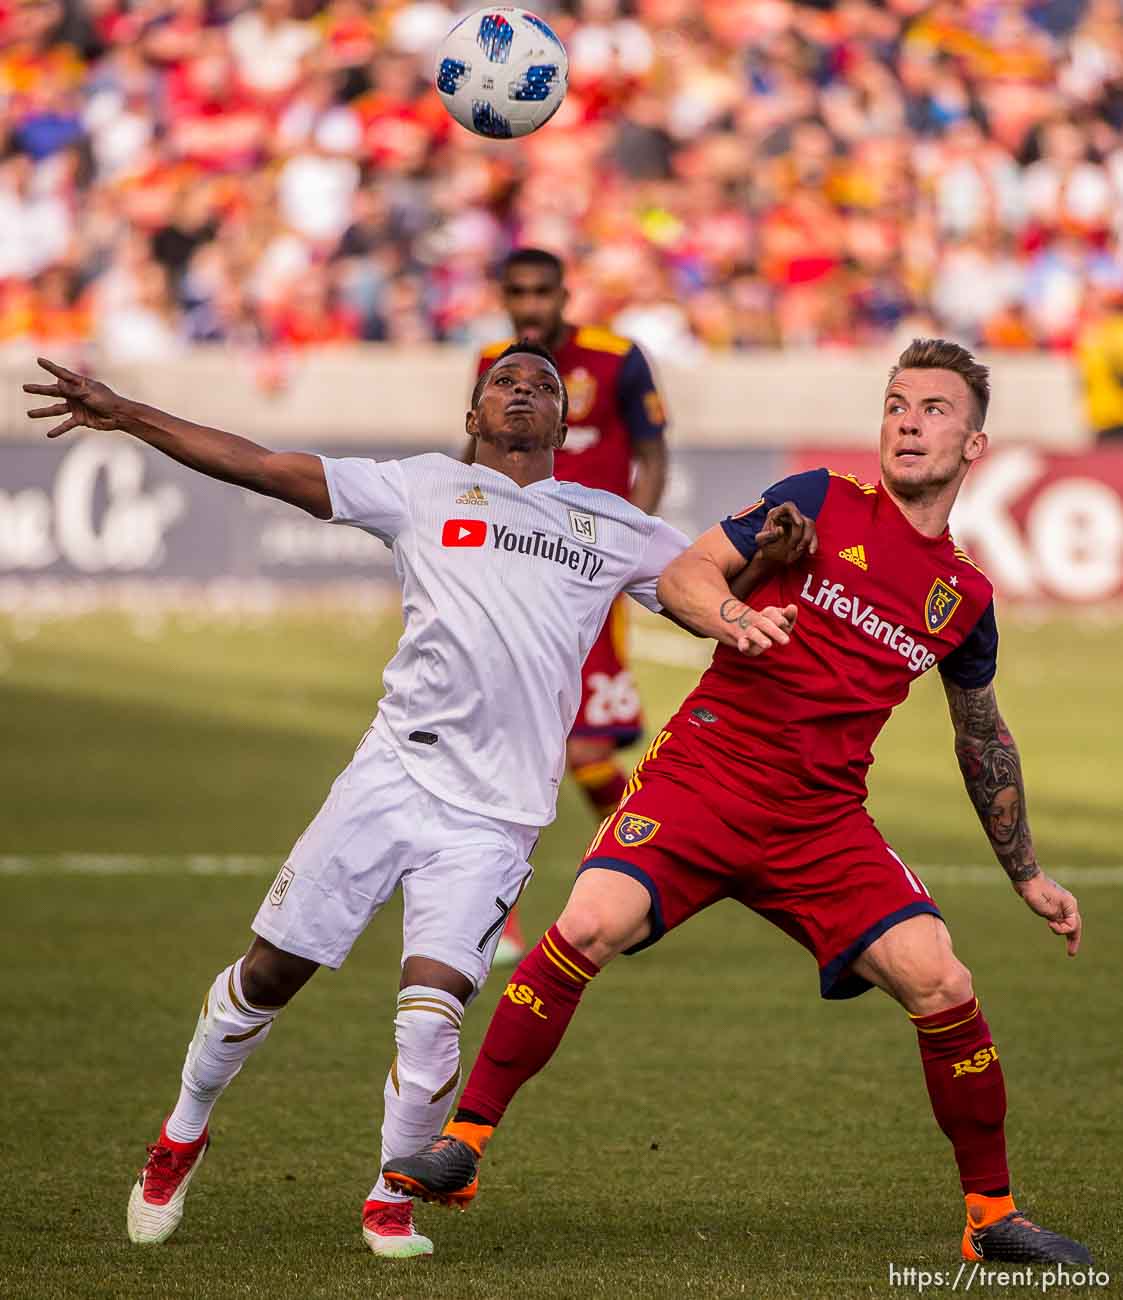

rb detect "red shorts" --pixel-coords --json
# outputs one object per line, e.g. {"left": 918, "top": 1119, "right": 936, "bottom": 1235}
{"left": 580, "top": 731, "right": 941, "bottom": 998}
{"left": 571, "top": 599, "right": 643, "bottom": 748}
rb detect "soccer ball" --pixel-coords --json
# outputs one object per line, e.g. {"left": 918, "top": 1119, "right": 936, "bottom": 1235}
{"left": 435, "top": 8, "right": 568, "bottom": 139}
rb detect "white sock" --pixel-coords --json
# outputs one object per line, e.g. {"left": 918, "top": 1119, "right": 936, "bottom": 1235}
{"left": 368, "top": 985, "right": 464, "bottom": 1203}
{"left": 165, "top": 958, "right": 279, "bottom": 1144}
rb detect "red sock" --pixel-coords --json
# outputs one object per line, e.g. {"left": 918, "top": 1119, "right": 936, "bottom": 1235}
{"left": 573, "top": 760, "right": 629, "bottom": 817}
{"left": 911, "top": 997, "right": 1008, "bottom": 1195}
{"left": 458, "top": 925, "right": 599, "bottom": 1126}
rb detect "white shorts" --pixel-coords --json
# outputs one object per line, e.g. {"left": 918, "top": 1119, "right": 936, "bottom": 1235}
{"left": 252, "top": 725, "right": 537, "bottom": 992}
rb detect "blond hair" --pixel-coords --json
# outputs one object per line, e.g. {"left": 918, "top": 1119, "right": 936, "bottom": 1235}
{"left": 888, "top": 338, "right": 991, "bottom": 428}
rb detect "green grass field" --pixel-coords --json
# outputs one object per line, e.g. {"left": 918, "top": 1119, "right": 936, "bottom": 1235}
{"left": 2, "top": 609, "right": 1119, "bottom": 1300}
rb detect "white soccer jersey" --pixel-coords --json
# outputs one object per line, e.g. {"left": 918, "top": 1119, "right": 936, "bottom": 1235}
{"left": 321, "top": 453, "right": 688, "bottom": 827}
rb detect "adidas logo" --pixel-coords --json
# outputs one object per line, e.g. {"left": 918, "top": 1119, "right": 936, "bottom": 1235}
{"left": 455, "top": 485, "right": 488, "bottom": 506}
{"left": 839, "top": 544, "right": 868, "bottom": 571}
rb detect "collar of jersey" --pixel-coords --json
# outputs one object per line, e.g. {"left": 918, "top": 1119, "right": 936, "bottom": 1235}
{"left": 876, "top": 481, "right": 951, "bottom": 547}
{"left": 471, "top": 462, "right": 558, "bottom": 492}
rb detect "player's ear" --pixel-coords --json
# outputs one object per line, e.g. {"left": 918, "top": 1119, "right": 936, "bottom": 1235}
{"left": 465, "top": 406, "right": 479, "bottom": 438}
{"left": 964, "top": 429, "right": 987, "bottom": 464}
{"left": 553, "top": 420, "right": 567, "bottom": 450}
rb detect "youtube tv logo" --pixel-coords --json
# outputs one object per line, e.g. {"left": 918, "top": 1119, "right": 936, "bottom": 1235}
{"left": 442, "top": 518, "right": 487, "bottom": 548}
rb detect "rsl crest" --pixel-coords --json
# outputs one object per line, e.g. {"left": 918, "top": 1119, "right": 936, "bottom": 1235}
{"left": 925, "top": 578, "right": 962, "bottom": 633}
{"left": 614, "top": 813, "right": 661, "bottom": 847}
{"left": 565, "top": 366, "right": 597, "bottom": 422}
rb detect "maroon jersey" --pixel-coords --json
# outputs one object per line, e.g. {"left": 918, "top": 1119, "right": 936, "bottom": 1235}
{"left": 477, "top": 325, "right": 666, "bottom": 499}
{"left": 673, "top": 468, "right": 998, "bottom": 806}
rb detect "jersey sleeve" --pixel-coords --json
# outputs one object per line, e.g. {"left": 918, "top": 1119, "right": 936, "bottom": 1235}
{"left": 938, "top": 601, "right": 999, "bottom": 689}
{"left": 617, "top": 344, "right": 667, "bottom": 444}
{"left": 720, "top": 468, "right": 830, "bottom": 561}
{"left": 622, "top": 518, "right": 690, "bottom": 611}
{"left": 319, "top": 456, "right": 409, "bottom": 547}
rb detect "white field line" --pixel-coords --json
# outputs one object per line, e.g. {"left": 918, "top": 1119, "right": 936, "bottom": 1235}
{"left": 915, "top": 864, "right": 1123, "bottom": 885}
{"left": 0, "top": 854, "right": 276, "bottom": 875}
{"left": 1, "top": 856, "right": 1122, "bottom": 883}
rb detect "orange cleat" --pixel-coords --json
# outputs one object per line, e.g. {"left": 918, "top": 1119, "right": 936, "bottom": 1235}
{"left": 382, "top": 1121, "right": 492, "bottom": 1211}
{"left": 962, "top": 1194, "right": 1091, "bottom": 1265}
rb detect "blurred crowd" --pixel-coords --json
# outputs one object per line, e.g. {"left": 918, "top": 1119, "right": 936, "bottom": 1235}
{"left": 2, "top": 0, "right": 1123, "bottom": 405}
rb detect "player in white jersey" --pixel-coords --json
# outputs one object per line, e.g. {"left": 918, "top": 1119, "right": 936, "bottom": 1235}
{"left": 25, "top": 346, "right": 804, "bottom": 1260}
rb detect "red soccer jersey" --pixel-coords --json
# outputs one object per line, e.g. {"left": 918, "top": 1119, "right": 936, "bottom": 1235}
{"left": 477, "top": 325, "right": 666, "bottom": 499}
{"left": 672, "top": 468, "right": 998, "bottom": 806}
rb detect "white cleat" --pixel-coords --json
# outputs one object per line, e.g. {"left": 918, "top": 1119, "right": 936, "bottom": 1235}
{"left": 126, "top": 1129, "right": 209, "bottom": 1244}
{"left": 362, "top": 1198, "right": 434, "bottom": 1258}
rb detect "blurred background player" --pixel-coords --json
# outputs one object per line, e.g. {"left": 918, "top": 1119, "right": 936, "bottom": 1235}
{"left": 472, "top": 247, "right": 669, "bottom": 961}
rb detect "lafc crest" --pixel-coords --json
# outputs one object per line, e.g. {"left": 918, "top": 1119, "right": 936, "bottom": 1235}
{"left": 925, "top": 578, "right": 961, "bottom": 632}
{"left": 614, "top": 813, "right": 660, "bottom": 847}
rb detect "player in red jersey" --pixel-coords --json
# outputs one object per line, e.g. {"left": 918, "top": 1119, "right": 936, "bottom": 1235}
{"left": 472, "top": 248, "right": 669, "bottom": 960}
{"left": 386, "top": 339, "right": 1092, "bottom": 1268}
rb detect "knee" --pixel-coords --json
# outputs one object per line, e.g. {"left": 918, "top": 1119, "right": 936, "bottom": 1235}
{"left": 905, "top": 957, "right": 975, "bottom": 1016}
{"left": 240, "top": 941, "right": 316, "bottom": 1008}
{"left": 239, "top": 954, "right": 287, "bottom": 1008}
{"left": 556, "top": 903, "right": 635, "bottom": 966}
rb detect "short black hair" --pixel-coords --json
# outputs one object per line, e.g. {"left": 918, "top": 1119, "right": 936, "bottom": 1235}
{"left": 500, "top": 247, "right": 565, "bottom": 285}
{"left": 472, "top": 339, "right": 568, "bottom": 420}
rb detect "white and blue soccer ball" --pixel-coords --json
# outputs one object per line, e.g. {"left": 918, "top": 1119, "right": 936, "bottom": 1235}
{"left": 435, "top": 8, "right": 568, "bottom": 139}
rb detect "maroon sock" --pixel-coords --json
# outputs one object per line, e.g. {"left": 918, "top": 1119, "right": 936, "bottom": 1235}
{"left": 911, "top": 997, "right": 1009, "bottom": 1195}
{"left": 458, "top": 925, "right": 599, "bottom": 1126}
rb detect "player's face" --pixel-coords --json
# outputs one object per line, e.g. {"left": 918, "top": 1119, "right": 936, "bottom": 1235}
{"left": 468, "top": 353, "right": 567, "bottom": 453}
{"left": 500, "top": 266, "right": 567, "bottom": 344}
{"left": 880, "top": 369, "right": 987, "bottom": 501}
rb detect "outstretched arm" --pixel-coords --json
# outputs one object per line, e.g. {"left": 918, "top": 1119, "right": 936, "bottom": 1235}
{"left": 24, "top": 357, "right": 332, "bottom": 519}
{"left": 943, "top": 679, "right": 1083, "bottom": 955}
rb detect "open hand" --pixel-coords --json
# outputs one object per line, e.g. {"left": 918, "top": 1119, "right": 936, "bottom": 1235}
{"left": 1016, "top": 872, "right": 1083, "bottom": 957}
{"left": 23, "top": 357, "right": 122, "bottom": 438}
{"left": 755, "top": 502, "right": 818, "bottom": 567}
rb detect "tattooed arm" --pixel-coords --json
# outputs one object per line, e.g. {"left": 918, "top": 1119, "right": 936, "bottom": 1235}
{"left": 943, "top": 679, "right": 1083, "bottom": 956}
{"left": 943, "top": 679, "right": 1036, "bottom": 880}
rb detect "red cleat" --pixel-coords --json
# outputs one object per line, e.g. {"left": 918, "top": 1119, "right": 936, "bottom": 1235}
{"left": 126, "top": 1123, "right": 209, "bottom": 1244}
{"left": 362, "top": 1198, "right": 434, "bottom": 1258}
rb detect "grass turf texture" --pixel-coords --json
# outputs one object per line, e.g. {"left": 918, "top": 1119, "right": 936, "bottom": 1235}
{"left": 2, "top": 610, "right": 1119, "bottom": 1300}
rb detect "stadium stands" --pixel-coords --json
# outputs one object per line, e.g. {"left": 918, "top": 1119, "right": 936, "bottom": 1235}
{"left": 0, "top": 0, "right": 1120, "bottom": 381}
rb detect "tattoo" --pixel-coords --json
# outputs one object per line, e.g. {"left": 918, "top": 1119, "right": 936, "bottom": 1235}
{"left": 944, "top": 681, "right": 1039, "bottom": 884}
{"left": 719, "top": 597, "right": 752, "bottom": 632}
